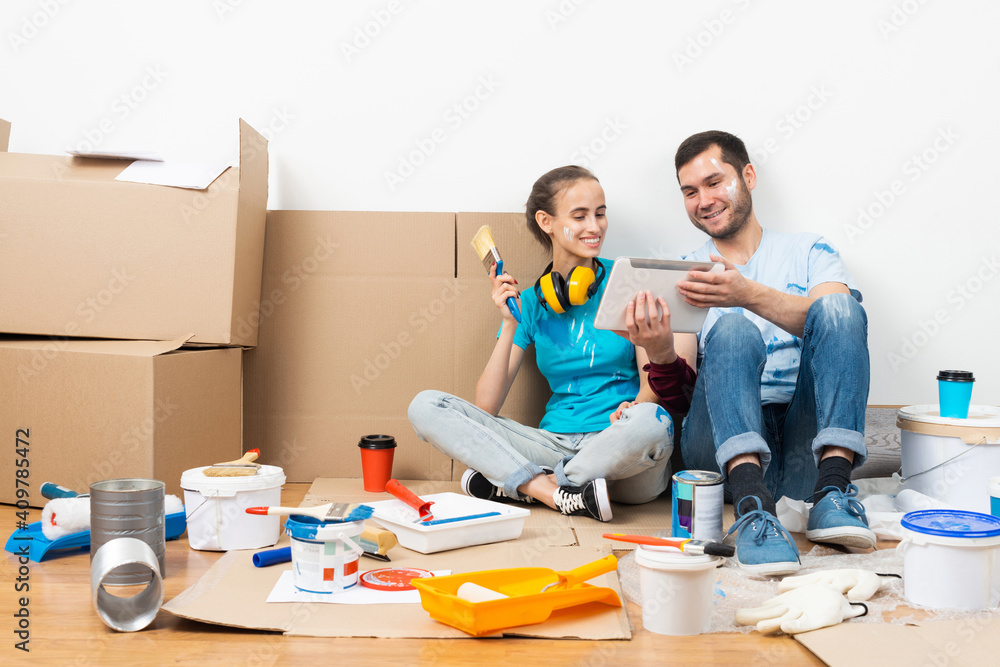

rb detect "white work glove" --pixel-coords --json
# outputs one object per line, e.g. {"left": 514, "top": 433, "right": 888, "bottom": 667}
{"left": 778, "top": 568, "right": 883, "bottom": 601}
{"left": 735, "top": 583, "right": 866, "bottom": 634}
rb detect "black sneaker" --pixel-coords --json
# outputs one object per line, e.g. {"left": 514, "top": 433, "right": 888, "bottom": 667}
{"left": 553, "top": 479, "right": 612, "bottom": 521}
{"left": 460, "top": 467, "right": 555, "bottom": 504}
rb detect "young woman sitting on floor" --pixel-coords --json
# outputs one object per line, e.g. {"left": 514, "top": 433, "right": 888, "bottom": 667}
{"left": 407, "top": 165, "right": 692, "bottom": 521}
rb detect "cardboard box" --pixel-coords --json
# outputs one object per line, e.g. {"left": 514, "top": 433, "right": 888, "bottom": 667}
{"left": 0, "top": 119, "right": 268, "bottom": 346}
{"left": 243, "top": 211, "right": 554, "bottom": 484}
{"left": 0, "top": 336, "right": 242, "bottom": 506}
{"left": 244, "top": 211, "right": 458, "bottom": 483}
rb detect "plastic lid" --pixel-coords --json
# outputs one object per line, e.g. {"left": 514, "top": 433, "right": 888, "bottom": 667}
{"left": 634, "top": 545, "right": 720, "bottom": 570}
{"left": 359, "top": 567, "right": 434, "bottom": 591}
{"left": 285, "top": 515, "right": 365, "bottom": 540}
{"left": 897, "top": 404, "right": 1000, "bottom": 427}
{"left": 901, "top": 509, "right": 1000, "bottom": 539}
{"left": 358, "top": 434, "right": 397, "bottom": 449}
{"left": 937, "top": 370, "right": 975, "bottom": 382}
{"left": 180, "top": 464, "right": 285, "bottom": 495}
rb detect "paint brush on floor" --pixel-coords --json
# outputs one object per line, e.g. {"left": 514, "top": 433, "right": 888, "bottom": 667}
{"left": 471, "top": 225, "right": 521, "bottom": 323}
{"left": 603, "top": 533, "right": 736, "bottom": 557}
{"left": 245, "top": 502, "right": 374, "bottom": 523}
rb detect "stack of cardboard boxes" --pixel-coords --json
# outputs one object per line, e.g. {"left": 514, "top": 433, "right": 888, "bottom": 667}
{"left": 0, "top": 119, "right": 269, "bottom": 506}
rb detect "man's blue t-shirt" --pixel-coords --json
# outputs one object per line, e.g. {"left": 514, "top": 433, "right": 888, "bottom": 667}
{"left": 511, "top": 258, "right": 640, "bottom": 433}
{"left": 681, "top": 229, "right": 861, "bottom": 405}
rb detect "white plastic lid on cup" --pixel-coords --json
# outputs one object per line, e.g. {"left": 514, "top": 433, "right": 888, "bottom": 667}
{"left": 634, "top": 545, "right": 721, "bottom": 570}
{"left": 180, "top": 465, "right": 286, "bottom": 497}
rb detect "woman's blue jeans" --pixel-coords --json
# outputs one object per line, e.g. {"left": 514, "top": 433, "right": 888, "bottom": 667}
{"left": 679, "top": 293, "right": 870, "bottom": 501}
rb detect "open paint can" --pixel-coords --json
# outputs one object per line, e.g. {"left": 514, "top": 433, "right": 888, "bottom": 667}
{"left": 898, "top": 509, "right": 1000, "bottom": 611}
{"left": 634, "top": 545, "right": 721, "bottom": 635}
{"left": 285, "top": 516, "right": 365, "bottom": 594}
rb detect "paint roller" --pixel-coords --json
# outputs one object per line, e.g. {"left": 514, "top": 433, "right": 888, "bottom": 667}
{"left": 41, "top": 494, "right": 184, "bottom": 540}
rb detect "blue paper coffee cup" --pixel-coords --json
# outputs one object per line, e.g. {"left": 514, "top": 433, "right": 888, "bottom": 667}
{"left": 937, "top": 370, "right": 974, "bottom": 419}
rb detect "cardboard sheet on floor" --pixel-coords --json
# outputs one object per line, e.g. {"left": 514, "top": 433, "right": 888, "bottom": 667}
{"left": 163, "top": 477, "right": 632, "bottom": 639}
{"left": 162, "top": 540, "right": 630, "bottom": 639}
{"left": 794, "top": 617, "right": 1000, "bottom": 666}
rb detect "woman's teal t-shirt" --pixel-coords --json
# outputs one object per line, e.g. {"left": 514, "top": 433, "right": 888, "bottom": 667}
{"left": 511, "top": 258, "right": 639, "bottom": 433}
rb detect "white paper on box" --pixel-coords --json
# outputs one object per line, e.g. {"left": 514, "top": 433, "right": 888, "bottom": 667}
{"left": 115, "top": 158, "right": 231, "bottom": 189}
{"left": 67, "top": 150, "right": 164, "bottom": 161}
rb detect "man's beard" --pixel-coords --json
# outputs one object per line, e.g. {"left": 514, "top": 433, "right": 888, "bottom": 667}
{"left": 693, "top": 177, "right": 753, "bottom": 240}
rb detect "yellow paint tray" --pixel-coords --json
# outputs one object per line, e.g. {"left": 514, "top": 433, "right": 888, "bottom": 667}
{"left": 410, "top": 554, "right": 621, "bottom": 636}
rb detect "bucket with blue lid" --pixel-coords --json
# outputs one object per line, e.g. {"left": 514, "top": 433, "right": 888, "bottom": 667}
{"left": 898, "top": 509, "right": 1000, "bottom": 610}
{"left": 285, "top": 516, "right": 364, "bottom": 594}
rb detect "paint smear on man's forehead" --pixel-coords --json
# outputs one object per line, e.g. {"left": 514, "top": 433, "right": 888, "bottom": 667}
{"left": 564, "top": 227, "right": 575, "bottom": 242}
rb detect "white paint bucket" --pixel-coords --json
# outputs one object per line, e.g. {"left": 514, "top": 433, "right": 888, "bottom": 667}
{"left": 180, "top": 465, "right": 285, "bottom": 551}
{"left": 285, "top": 516, "right": 364, "bottom": 594}
{"left": 634, "top": 545, "right": 721, "bottom": 635}
{"left": 898, "top": 509, "right": 1000, "bottom": 611}
{"left": 897, "top": 405, "right": 1000, "bottom": 513}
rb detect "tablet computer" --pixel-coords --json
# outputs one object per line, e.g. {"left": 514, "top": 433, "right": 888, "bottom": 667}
{"left": 593, "top": 257, "right": 724, "bottom": 333}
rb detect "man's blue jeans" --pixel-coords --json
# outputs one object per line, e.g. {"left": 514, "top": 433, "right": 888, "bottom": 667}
{"left": 679, "top": 293, "right": 870, "bottom": 501}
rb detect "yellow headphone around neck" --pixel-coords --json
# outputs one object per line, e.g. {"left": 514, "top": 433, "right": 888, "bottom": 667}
{"left": 533, "top": 260, "right": 606, "bottom": 314}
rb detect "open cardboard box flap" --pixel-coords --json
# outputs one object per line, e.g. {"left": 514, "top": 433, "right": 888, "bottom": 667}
{"left": 163, "top": 478, "right": 636, "bottom": 639}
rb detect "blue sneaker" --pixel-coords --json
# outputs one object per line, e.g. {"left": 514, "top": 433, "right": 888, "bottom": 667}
{"left": 726, "top": 496, "right": 800, "bottom": 576}
{"left": 806, "top": 484, "right": 877, "bottom": 549}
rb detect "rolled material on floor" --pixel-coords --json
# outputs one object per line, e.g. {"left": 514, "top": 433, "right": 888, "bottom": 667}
{"left": 91, "top": 537, "right": 163, "bottom": 632}
{"left": 90, "top": 479, "right": 165, "bottom": 585}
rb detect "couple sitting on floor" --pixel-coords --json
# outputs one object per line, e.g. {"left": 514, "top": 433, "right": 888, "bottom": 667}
{"left": 407, "top": 130, "right": 874, "bottom": 576}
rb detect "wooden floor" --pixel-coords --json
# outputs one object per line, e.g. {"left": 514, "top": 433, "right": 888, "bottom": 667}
{"left": 0, "top": 484, "right": 834, "bottom": 666}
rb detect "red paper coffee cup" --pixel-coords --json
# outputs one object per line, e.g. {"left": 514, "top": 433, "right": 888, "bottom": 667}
{"left": 359, "top": 435, "right": 396, "bottom": 492}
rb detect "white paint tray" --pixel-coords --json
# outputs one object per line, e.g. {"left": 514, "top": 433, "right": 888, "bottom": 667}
{"left": 368, "top": 492, "right": 530, "bottom": 554}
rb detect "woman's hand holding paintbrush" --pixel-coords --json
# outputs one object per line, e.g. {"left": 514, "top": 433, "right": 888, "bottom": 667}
{"left": 488, "top": 262, "right": 522, "bottom": 323}
{"left": 471, "top": 224, "right": 521, "bottom": 323}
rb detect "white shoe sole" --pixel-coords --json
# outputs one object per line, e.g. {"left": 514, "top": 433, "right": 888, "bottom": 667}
{"left": 806, "top": 526, "right": 877, "bottom": 549}
{"left": 592, "top": 478, "right": 613, "bottom": 522}
{"left": 736, "top": 557, "right": 801, "bottom": 577}
{"left": 459, "top": 467, "right": 479, "bottom": 497}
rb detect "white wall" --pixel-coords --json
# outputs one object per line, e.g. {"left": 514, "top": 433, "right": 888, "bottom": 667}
{"left": 3, "top": 0, "right": 997, "bottom": 405}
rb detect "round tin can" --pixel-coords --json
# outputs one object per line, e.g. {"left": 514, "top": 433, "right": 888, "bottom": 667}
{"left": 671, "top": 470, "right": 724, "bottom": 543}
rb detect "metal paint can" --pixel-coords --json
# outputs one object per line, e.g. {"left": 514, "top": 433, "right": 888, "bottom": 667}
{"left": 671, "top": 470, "right": 724, "bottom": 543}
